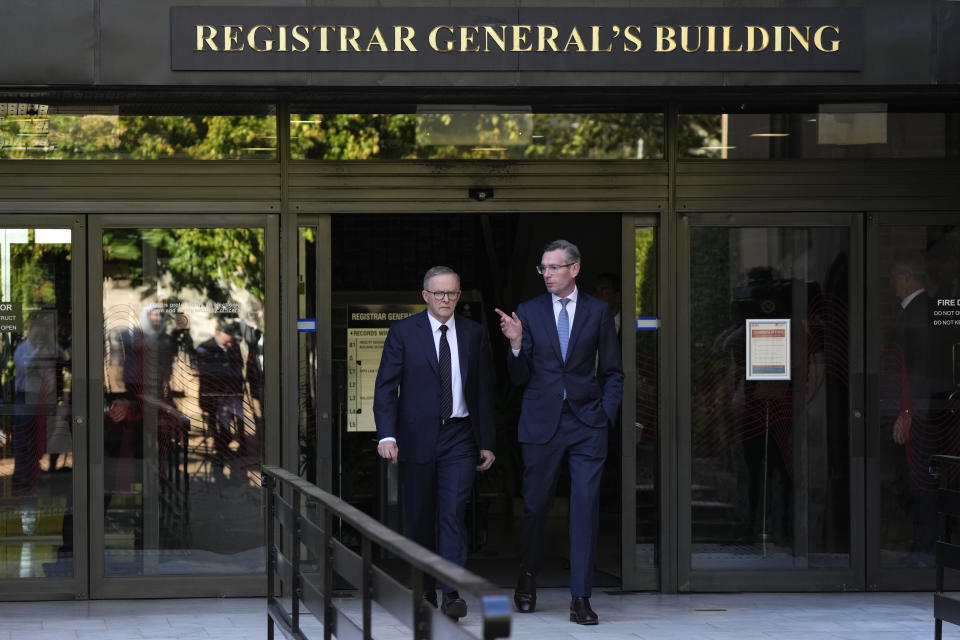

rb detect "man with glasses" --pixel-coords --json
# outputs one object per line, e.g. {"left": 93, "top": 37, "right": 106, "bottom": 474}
{"left": 495, "top": 240, "right": 623, "bottom": 625}
{"left": 374, "top": 266, "right": 496, "bottom": 621}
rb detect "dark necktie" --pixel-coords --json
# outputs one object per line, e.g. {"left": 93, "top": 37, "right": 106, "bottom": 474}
{"left": 439, "top": 324, "right": 452, "bottom": 420}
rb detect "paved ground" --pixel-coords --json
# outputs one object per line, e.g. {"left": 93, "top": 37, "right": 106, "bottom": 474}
{"left": 0, "top": 590, "right": 958, "bottom": 639}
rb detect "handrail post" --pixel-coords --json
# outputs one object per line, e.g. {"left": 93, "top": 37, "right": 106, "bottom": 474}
{"left": 263, "top": 472, "right": 275, "bottom": 640}
{"left": 411, "top": 566, "right": 429, "bottom": 640}
{"left": 292, "top": 488, "right": 302, "bottom": 635}
{"left": 323, "top": 503, "right": 334, "bottom": 640}
{"left": 361, "top": 537, "right": 372, "bottom": 640}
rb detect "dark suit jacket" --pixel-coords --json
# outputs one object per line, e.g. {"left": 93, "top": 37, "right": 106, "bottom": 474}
{"left": 507, "top": 291, "right": 624, "bottom": 444}
{"left": 373, "top": 311, "right": 496, "bottom": 464}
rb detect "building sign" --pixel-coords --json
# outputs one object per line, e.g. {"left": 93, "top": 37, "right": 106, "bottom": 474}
{"left": 745, "top": 318, "right": 791, "bottom": 381}
{"left": 171, "top": 7, "right": 862, "bottom": 72}
{"left": 0, "top": 302, "right": 23, "bottom": 333}
{"left": 346, "top": 304, "right": 424, "bottom": 432}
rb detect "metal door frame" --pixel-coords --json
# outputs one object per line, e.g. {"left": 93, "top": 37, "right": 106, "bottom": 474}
{"left": 88, "top": 212, "right": 279, "bottom": 599}
{"left": 864, "top": 211, "right": 960, "bottom": 591}
{"left": 676, "top": 211, "right": 866, "bottom": 592}
{"left": 0, "top": 214, "right": 88, "bottom": 601}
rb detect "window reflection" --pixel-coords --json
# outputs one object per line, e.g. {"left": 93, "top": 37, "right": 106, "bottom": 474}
{"left": 290, "top": 112, "right": 664, "bottom": 160}
{"left": 0, "top": 104, "right": 277, "bottom": 160}
{"left": 679, "top": 109, "right": 960, "bottom": 159}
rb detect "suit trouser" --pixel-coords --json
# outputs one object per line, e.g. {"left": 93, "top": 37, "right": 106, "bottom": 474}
{"left": 400, "top": 420, "right": 476, "bottom": 594}
{"left": 520, "top": 405, "right": 608, "bottom": 597}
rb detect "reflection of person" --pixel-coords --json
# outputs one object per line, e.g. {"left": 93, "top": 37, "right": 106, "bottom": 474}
{"left": 374, "top": 266, "right": 496, "bottom": 621}
{"left": 121, "top": 303, "right": 176, "bottom": 401}
{"left": 496, "top": 240, "right": 623, "bottom": 626}
{"left": 197, "top": 319, "right": 245, "bottom": 474}
{"left": 13, "top": 311, "right": 65, "bottom": 493}
{"left": 887, "top": 257, "right": 952, "bottom": 565}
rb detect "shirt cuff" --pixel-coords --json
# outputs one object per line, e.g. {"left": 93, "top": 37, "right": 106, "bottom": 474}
{"left": 378, "top": 437, "right": 397, "bottom": 445}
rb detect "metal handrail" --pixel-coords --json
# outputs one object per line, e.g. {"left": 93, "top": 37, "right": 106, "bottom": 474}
{"left": 262, "top": 465, "right": 511, "bottom": 640}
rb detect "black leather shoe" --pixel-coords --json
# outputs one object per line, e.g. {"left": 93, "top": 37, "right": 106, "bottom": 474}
{"left": 441, "top": 591, "right": 467, "bottom": 621}
{"left": 570, "top": 596, "right": 598, "bottom": 625}
{"left": 514, "top": 570, "right": 536, "bottom": 613}
{"left": 423, "top": 589, "right": 438, "bottom": 608}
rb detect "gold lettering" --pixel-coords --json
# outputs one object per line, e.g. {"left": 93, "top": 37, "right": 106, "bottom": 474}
{"left": 563, "top": 26, "right": 586, "bottom": 52}
{"left": 590, "top": 26, "right": 612, "bottom": 52}
{"left": 291, "top": 25, "right": 311, "bottom": 52}
{"left": 746, "top": 26, "right": 769, "bottom": 52}
{"left": 485, "top": 25, "right": 509, "bottom": 52}
{"left": 395, "top": 25, "right": 417, "bottom": 52}
{"left": 223, "top": 25, "right": 244, "bottom": 52}
{"left": 278, "top": 25, "right": 289, "bottom": 51}
{"left": 340, "top": 26, "right": 361, "bottom": 52}
{"left": 196, "top": 25, "right": 219, "bottom": 51}
{"left": 511, "top": 25, "right": 532, "bottom": 52}
{"left": 773, "top": 25, "right": 784, "bottom": 52}
{"left": 655, "top": 26, "right": 676, "bottom": 52}
{"left": 312, "top": 26, "right": 335, "bottom": 52}
{"left": 705, "top": 25, "right": 717, "bottom": 52}
{"left": 787, "top": 25, "right": 810, "bottom": 52}
{"left": 814, "top": 25, "right": 840, "bottom": 52}
{"left": 721, "top": 25, "right": 743, "bottom": 52}
{"left": 430, "top": 25, "right": 455, "bottom": 52}
{"left": 366, "top": 26, "right": 389, "bottom": 51}
{"left": 460, "top": 26, "right": 479, "bottom": 52}
{"left": 680, "top": 25, "right": 701, "bottom": 52}
{"left": 535, "top": 25, "right": 558, "bottom": 52}
{"left": 623, "top": 25, "right": 642, "bottom": 52}
{"left": 248, "top": 25, "right": 273, "bottom": 52}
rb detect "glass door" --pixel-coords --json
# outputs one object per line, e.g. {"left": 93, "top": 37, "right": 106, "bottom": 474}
{"left": 90, "top": 214, "right": 276, "bottom": 598}
{"left": 866, "top": 213, "right": 960, "bottom": 590}
{"left": 678, "top": 213, "right": 864, "bottom": 591}
{"left": 0, "top": 217, "right": 86, "bottom": 599}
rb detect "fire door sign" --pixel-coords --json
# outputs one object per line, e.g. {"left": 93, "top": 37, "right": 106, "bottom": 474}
{"left": 0, "top": 302, "right": 23, "bottom": 333}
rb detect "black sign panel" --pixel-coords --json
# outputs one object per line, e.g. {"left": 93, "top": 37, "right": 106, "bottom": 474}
{"left": 0, "top": 302, "right": 23, "bottom": 333}
{"left": 171, "top": 7, "right": 863, "bottom": 72}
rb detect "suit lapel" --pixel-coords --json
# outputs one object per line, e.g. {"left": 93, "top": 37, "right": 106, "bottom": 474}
{"left": 539, "top": 294, "right": 563, "bottom": 363}
{"left": 416, "top": 311, "right": 438, "bottom": 374}
{"left": 567, "top": 294, "right": 591, "bottom": 359}
{"left": 453, "top": 316, "right": 470, "bottom": 386}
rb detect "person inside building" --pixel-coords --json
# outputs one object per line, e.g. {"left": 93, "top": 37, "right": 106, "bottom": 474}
{"left": 373, "top": 266, "right": 496, "bottom": 622}
{"left": 496, "top": 239, "right": 623, "bottom": 626}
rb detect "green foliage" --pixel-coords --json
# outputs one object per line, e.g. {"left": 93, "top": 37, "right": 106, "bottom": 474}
{"left": 104, "top": 228, "right": 264, "bottom": 303}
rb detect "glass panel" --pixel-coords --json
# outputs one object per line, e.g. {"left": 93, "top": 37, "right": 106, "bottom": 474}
{"left": 298, "top": 227, "right": 318, "bottom": 483}
{"left": 876, "top": 224, "right": 960, "bottom": 570}
{"left": 0, "top": 228, "right": 73, "bottom": 578}
{"left": 633, "top": 227, "right": 659, "bottom": 570}
{"left": 689, "top": 226, "right": 850, "bottom": 570}
{"left": 679, "top": 109, "right": 960, "bottom": 159}
{"left": 101, "top": 227, "right": 265, "bottom": 575}
{"left": 290, "top": 112, "right": 664, "bottom": 160}
{"left": 0, "top": 104, "right": 277, "bottom": 160}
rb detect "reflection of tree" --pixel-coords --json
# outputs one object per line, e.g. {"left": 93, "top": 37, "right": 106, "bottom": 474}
{"left": 103, "top": 228, "right": 264, "bottom": 302}
{"left": 291, "top": 112, "right": 665, "bottom": 160}
{"left": 1, "top": 114, "right": 276, "bottom": 160}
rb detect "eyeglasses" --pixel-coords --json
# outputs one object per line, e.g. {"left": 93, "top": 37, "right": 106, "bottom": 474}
{"left": 425, "top": 290, "right": 461, "bottom": 301}
{"left": 535, "top": 263, "right": 576, "bottom": 275}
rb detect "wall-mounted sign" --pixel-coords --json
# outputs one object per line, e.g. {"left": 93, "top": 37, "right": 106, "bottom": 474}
{"left": 346, "top": 304, "right": 424, "bottom": 432}
{"left": 0, "top": 302, "right": 23, "bottom": 333}
{"left": 745, "top": 318, "right": 791, "bottom": 381}
{"left": 171, "top": 7, "right": 862, "bottom": 72}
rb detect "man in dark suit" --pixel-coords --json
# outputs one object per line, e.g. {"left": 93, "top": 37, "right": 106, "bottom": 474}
{"left": 374, "top": 266, "right": 496, "bottom": 621}
{"left": 888, "top": 257, "right": 954, "bottom": 565}
{"left": 496, "top": 239, "right": 623, "bottom": 625}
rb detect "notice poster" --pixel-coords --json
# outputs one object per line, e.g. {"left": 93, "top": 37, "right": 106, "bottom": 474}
{"left": 745, "top": 318, "right": 791, "bottom": 381}
{"left": 346, "top": 303, "right": 424, "bottom": 432}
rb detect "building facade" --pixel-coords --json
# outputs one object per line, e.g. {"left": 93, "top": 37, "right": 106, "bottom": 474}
{"left": 0, "top": 0, "right": 959, "bottom": 600}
